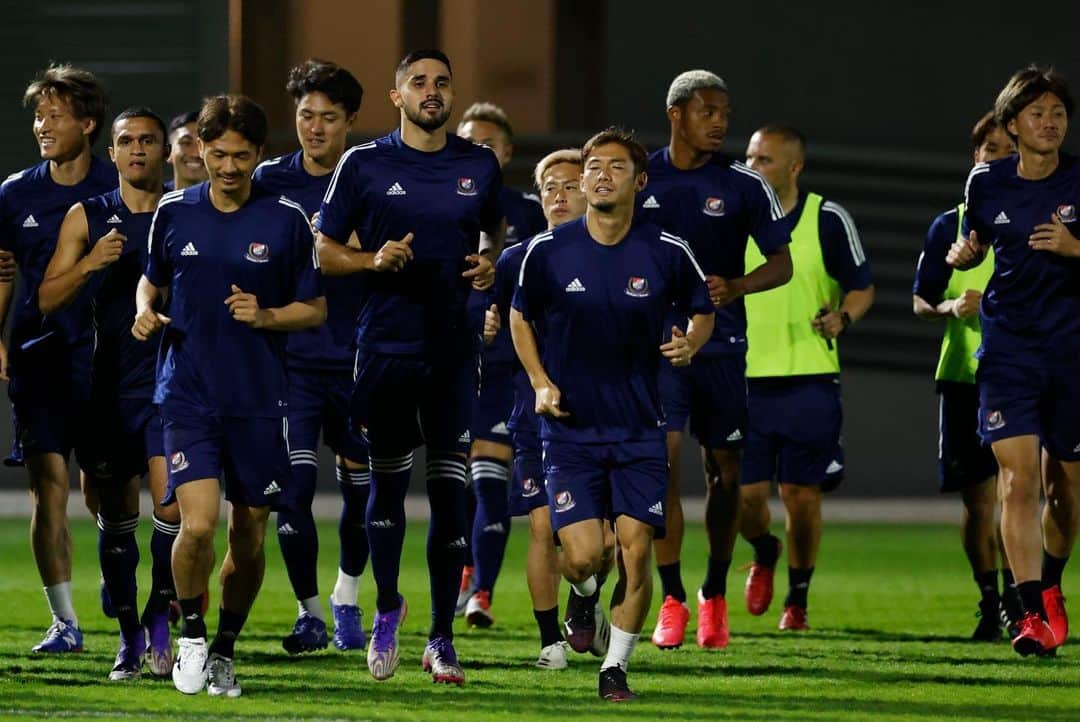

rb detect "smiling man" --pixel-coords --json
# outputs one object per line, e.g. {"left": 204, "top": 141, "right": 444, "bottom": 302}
{"left": 166, "top": 111, "right": 207, "bottom": 191}
{"left": 511, "top": 128, "right": 714, "bottom": 701}
{"left": 0, "top": 63, "right": 116, "bottom": 654}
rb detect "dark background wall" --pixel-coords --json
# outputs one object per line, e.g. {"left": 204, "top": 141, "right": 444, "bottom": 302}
{"left": 0, "top": 0, "right": 1077, "bottom": 497}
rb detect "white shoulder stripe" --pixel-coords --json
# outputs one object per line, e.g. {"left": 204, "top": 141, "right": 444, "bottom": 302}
{"left": 822, "top": 200, "right": 866, "bottom": 266}
{"left": 518, "top": 231, "right": 554, "bottom": 286}
{"left": 659, "top": 233, "right": 705, "bottom": 279}
{"left": 323, "top": 141, "right": 378, "bottom": 205}
{"left": 147, "top": 192, "right": 186, "bottom": 256}
{"left": 732, "top": 162, "right": 784, "bottom": 220}
{"left": 963, "top": 163, "right": 990, "bottom": 208}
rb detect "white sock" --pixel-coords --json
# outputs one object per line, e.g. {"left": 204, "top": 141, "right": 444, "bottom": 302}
{"left": 298, "top": 596, "right": 325, "bottom": 622}
{"left": 44, "top": 582, "right": 77, "bottom": 626}
{"left": 332, "top": 569, "right": 361, "bottom": 606}
{"left": 600, "top": 625, "right": 639, "bottom": 672}
{"left": 571, "top": 575, "right": 597, "bottom": 598}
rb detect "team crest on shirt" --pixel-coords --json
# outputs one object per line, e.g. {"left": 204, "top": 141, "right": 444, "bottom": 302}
{"left": 625, "top": 276, "right": 650, "bottom": 298}
{"left": 702, "top": 196, "right": 726, "bottom": 217}
{"left": 245, "top": 242, "right": 270, "bottom": 263}
{"left": 170, "top": 451, "right": 189, "bottom": 473}
{"left": 1058, "top": 204, "right": 1077, "bottom": 223}
{"left": 522, "top": 478, "right": 540, "bottom": 498}
{"left": 986, "top": 410, "right": 1005, "bottom": 431}
{"left": 457, "top": 177, "right": 478, "bottom": 196}
{"left": 554, "top": 490, "right": 575, "bottom": 512}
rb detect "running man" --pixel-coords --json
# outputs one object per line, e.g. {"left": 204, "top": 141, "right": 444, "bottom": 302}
{"left": 913, "top": 110, "right": 1019, "bottom": 640}
{"left": 316, "top": 49, "right": 503, "bottom": 685}
{"left": 253, "top": 58, "right": 370, "bottom": 655}
{"left": 511, "top": 128, "right": 714, "bottom": 700}
{"left": 166, "top": 111, "right": 207, "bottom": 191}
{"left": 134, "top": 94, "right": 326, "bottom": 695}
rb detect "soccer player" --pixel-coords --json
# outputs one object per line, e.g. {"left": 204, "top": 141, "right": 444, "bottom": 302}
{"left": 253, "top": 58, "right": 369, "bottom": 655}
{"left": 738, "top": 125, "right": 874, "bottom": 630}
{"left": 0, "top": 64, "right": 115, "bottom": 653}
{"left": 948, "top": 65, "right": 1080, "bottom": 656}
{"left": 456, "top": 101, "right": 546, "bottom": 625}
{"left": 38, "top": 107, "right": 178, "bottom": 679}
{"left": 511, "top": 128, "right": 714, "bottom": 701}
{"left": 486, "top": 147, "right": 613, "bottom": 668}
{"left": 637, "top": 70, "right": 792, "bottom": 649}
{"left": 316, "top": 49, "right": 503, "bottom": 685}
{"left": 166, "top": 111, "right": 207, "bottom": 191}
{"left": 913, "top": 111, "right": 1020, "bottom": 640}
{"left": 133, "top": 94, "right": 326, "bottom": 695}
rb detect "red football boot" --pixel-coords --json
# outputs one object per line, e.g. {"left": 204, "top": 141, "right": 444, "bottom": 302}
{"left": 1012, "top": 612, "right": 1057, "bottom": 657}
{"left": 1042, "top": 585, "right": 1068, "bottom": 648}
{"left": 651, "top": 595, "right": 690, "bottom": 649}
{"left": 779, "top": 605, "right": 810, "bottom": 631}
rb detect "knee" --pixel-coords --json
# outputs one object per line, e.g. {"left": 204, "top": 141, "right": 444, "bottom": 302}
{"left": 780, "top": 484, "right": 822, "bottom": 511}
{"left": 705, "top": 452, "right": 740, "bottom": 488}
{"left": 999, "top": 468, "right": 1039, "bottom": 507}
{"left": 154, "top": 502, "right": 180, "bottom": 525}
{"left": 563, "top": 549, "right": 601, "bottom": 583}
{"left": 181, "top": 515, "right": 217, "bottom": 544}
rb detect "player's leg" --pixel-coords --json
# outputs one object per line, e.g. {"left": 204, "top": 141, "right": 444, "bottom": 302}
{"left": 145, "top": 453, "right": 180, "bottom": 674}
{"left": 777, "top": 483, "right": 822, "bottom": 630}
{"left": 277, "top": 370, "right": 328, "bottom": 654}
{"left": 650, "top": 361, "right": 690, "bottom": 647}
{"left": 466, "top": 438, "right": 513, "bottom": 628}
{"left": 458, "top": 484, "right": 477, "bottom": 616}
{"left": 353, "top": 352, "right": 421, "bottom": 680}
{"left": 961, "top": 478, "right": 1002, "bottom": 639}
{"left": 740, "top": 388, "right": 782, "bottom": 617}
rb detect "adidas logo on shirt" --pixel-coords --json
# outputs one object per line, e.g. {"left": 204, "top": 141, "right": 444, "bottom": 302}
{"left": 490, "top": 422, "right": 509, "bottom": 435}
{"left": 22, "top": 215, "right": 38, "bottom": 228}
{"left": 181, "top": 242, "right": 198, "bottom": 256}
{"left": 726, "top": 429, "right": 743, "bottom": 442}
{"left": 642, "top": 195, "right": 660, "bottom": 209}
{"left": 106, "top": 214, "right": 122, "bottom": 224}
{"left": 648, "top": 501, "right": 664, "bottom": 516}
{"left": 263, "top": 480, "right": 281, "bottom": 495}
{"left": 565, "top": 278, "right": 586, "bottom": 292}
{"left": 994, "top": 212, "right": 1010, "bottom": 225}
{"left": 386, "top": 182, "right": 406, "bottom": 196}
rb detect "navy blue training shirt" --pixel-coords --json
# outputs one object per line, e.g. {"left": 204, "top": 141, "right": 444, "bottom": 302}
{"left": 0, "top": 157, "right": 117, "bottom": 354}
{"left": 254, "top": 150, "right": 361, "bottom": 371}
{"left": 513, "top": 217, "right": 713, "bottom": 443}
{"left": 637, "top": 149, "right": 790, "bottom": 356}
{"left": 913, "top": 206, "right": 961, "bottom": 305}
{"left": 803, "top": 192, "right": 873, "bottom": 292}
{"left": 317, "top": 129, "right": 503, "bottom": 357}
{"left": 145, "top": 183, "right": 323, "bottom": 417}
{"left": 963, "top": 153, "right": 1080, "bottom": 365}
{"left": 83, "top": 189, "right": 157, "bottom": 399}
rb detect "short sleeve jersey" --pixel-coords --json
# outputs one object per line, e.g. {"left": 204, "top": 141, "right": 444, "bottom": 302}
{"left": 0, "top": 157, "right": 117, "bottom": 355}
{"left": 145, "top": 183, "right": 323, "bottom": 417}
{"left": 806, "top": 193, "right": 873, "bottom": 292}
{"left": 317, "top": 129, "right": 503, "bottom": 357}
{"left": 512, "top": 217, "right": 713, "bottom": 442}
{"left": 82, "top": 189, "right": 156, "bottom": 399}
{"left": 963, "top": 153, "right": 1080, "bottom": 365}
{"left": 912, "top": 206, "right": 962, "bottom": 305}
{"left": 254, "top": 150, "right": 360, "bottom": 371}
{"left": 636, "top": 148, "right": 790, "bottom": 356}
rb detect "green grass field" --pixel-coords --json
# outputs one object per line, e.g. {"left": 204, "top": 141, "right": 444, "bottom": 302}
{"left": 0, "top": 517, "right": 1078, "bottom": 721}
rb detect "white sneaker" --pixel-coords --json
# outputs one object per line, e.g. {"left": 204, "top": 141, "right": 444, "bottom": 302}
{"left": 172, "top": 637, "right": 208, "bottom": 694}
{"left": 590, "top": 604, "right": 611, "bottom": 657}
{"left": 536, "top": 641, "right": 569, "bottom": 670}
{"left": 207, "top": 653, "right": 242, "bottom": 697}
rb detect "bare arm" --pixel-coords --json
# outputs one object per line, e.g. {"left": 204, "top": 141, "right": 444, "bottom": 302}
{"left": 814, "top": 286, "right": 875, "bottom": 339}
{"left": 316, "top": 231, "right": 416, "bottom": 277}
{"left": 709, "top": 246, "right": 793, "bottom": 306}
{"left": 224, "top": 284, "right": 326, "bottom": 331}
{"left": 0, "top": 281, "right": 12, "bottom": 380}
{"left": 40, "top": 203, "right": 124, "bottom": 314}
{"left": 132, "top": 275, "right": 171, "bottom": 341}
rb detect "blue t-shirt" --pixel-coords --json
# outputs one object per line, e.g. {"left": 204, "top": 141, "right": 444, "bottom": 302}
{"left": 912, "top": 206, "right": 960, "bottom": 305}
{"left": 83, "top": 189, "right": 157, "bottom": 400}
{"left": 254, "top": 150, "right": 361, "bottom": 371}
{"left": 637, "top": 148, "right": 791, "bottom": 356}
{"left": 963, "top": 153, "right": 1080, "bottom": 366}
{"left": 145, "top": 183, "right": 323, "bottom": 417}
{"left": 512, "top": 217, "right": 713, "bottom": 443}
{"left": 497, "top": 241, "right": 538, "bottom": 436}
{"left": 317, "top": 129, "right": 503, "bottom": 357}
{"left": 0, "top": 157, "right": 117, "bottom": 357}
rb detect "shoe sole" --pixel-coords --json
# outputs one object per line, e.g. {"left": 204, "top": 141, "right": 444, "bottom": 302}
{"left": 32, "top": 647, "right": 84, "bottom": 654}
{"left": 1013, "top": 637, "right": 1047, "bottom": 657}
{"left": 653, "top": 640, "right": 683, "bottom": 650}
{"left": 466, "top": 611, "right": 494, "bottom": 629}
{"left": 208, "top": 686, "right": 242, "bottom": 698}
{"left": 333, "top": 638, "right": 366, "bottom": 651}
{"left": 282, "top": 637, "right": 329, "bottom": 655}
{"left": 431, "top": 673, "right": 465, "bottom": 686}
{"left": 108, "top": 670, "right": 141, "bottom": 681}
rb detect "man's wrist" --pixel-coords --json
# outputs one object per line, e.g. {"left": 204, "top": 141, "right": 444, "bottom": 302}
{"left": 840, "top": 311, "right": 853, "bottom": 331}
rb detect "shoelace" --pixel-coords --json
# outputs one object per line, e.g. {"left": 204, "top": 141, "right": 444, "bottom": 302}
{"left": 41, "top": 622, "right": 67, "bottom": 642}
{"left": 429, "top": 639, "right": 457, "bottom": 665}
{"left": 208, "top": 658, "right": 233, "bottom": 685}
{"left": 372, "top": 615, "right": 395, "bottom": 651}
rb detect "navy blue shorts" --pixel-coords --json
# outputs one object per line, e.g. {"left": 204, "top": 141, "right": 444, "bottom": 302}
{"left": 659, "top": 354, "right": 748, "bottom": 449}
{"left": 742, "top": 377, "right": 844, "bottom": 488}
{"left": 938, "top": 381, "right": 997, "bottom": 492}
{"left": 161, "top": 412, "right": 291, "bottom": 509}
{"left": 977, "top": 360, "right": 1080, "bottom": 461}
{"left": 351, "top": 350, "right": 474, "bottom": 456}
{"left": 5, "top": 339, "right": 92, "bottom": 467}
{"left": 471, "top": 360, "right": 515, "bottom": 446}
{"left": 82, "top": 396, "right": 165, "bottom": 483}
{"left": 542, "top": 436, "right": 667, "bottom": 537}
{"left": 508, "top": 427, "right": 546, "bottom": 517}
{"left": 288, "top": 367, "right": 368, "bottom": 463}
